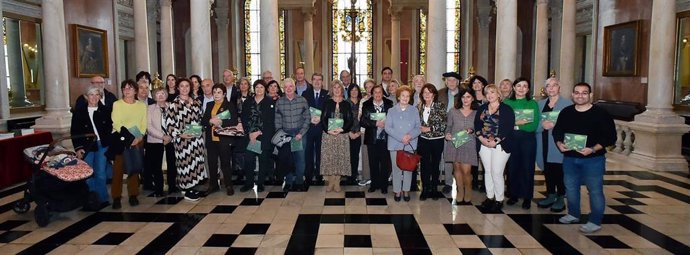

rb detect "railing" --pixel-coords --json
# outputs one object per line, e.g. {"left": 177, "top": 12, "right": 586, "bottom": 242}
{"left": 612, "top": 120, "right": 635, "bottom": 156}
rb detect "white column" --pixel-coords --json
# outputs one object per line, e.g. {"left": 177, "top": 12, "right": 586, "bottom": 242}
{"left": 0, "top": 0, "right": 9, "bottom": 119}
{"left": 494, "top": 0, "right": 517, "bottom": 82}
{"left": 534, "top": 0, "right": 549, "bottom": 93}
{"left": 260, "top": 0, "right": 280, "bottom": 78}
{"left": 146, "top": 0, "right": 159, "bottom": 74}
{"left": 558, "top": 0, "right": 576, "bottom": 96}
{"left": 232, "top": 0, "right": 244, "bottom": 77}
{"left": 645, "top": 0, "right": 676, "bottom": 115}
{"left": 426, "top": 0, "right": 446, "bottom": 89}
{"left": 375, "top": 1, "right": 383, "bottom": 81}
{"left": 549, "top": 0, "right": 562, "bottom": 77}
{"left": 216, "top": 0, "right": 230, "bottom": 82}
{"left": 302, "top": 7, "right": 315, "bottom": 76}
{"left": 461, "top": 0, "right": 473, "bottom": 75}
{"left": 191, "top": 0, "right": 213, "bottom": 79}
{"left": 33, "top": 0, "right": 72, "bottom": 135}
{"left": 476, "top": 1, "right": 492, "bottom": 77}
{"left": 160, "top": 0, "right": 175, "bottom": 76}
{"left": 133, "top": 0, "right": 150, "bottom": 72}
{"left": 390, "top": 7, "right": 401, "bottom": 81}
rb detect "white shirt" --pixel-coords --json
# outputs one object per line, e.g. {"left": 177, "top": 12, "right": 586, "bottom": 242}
{"left": 202, "top": 95, "right": 214, "bottom": 112}
{"left": 87, "top": 107, "right": 101, "bottom": 141}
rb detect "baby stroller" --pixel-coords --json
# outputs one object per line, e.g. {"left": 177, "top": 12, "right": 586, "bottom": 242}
{"left": 12, "top": 135, "right": 96, "bottom": 227}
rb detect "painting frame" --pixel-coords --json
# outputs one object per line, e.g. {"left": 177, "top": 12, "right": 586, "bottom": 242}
{"left": 71, "top": 24, "right": 109, "bottom": 78}
{"left": 603, "top": 20, "right": 641, "bottom": 77}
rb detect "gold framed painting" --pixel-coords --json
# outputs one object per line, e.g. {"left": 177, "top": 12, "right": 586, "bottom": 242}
{"left": 72, "top": 24, "right": 109, "bottom": 78}
{"left": 603, "top": 20, "right": 641, "bottom": 77}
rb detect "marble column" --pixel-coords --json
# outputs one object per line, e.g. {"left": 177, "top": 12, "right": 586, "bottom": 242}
{"left": 191, "top": 0, "right": 213, "bottom": 79}
{"left": 232, "top": 0, "right": 244, "bottom": 77}
{"left": 260, "top": 0, "right": 280, "bottom": 77}
{"left": 558, "top": 0, "right": 576, "bottom": 96}
{"left": 0, "top": 0, "right": 9, "bottom": 119}
{"left": 494, "top": 0, "right": 517, "bottom": 82}
{"left": 216, "top": 0, "right": 230, "bottom": 82}
{"left": 625, "top": 0, "right": 689, "bottom": 172}
{"left": 6, "top": 19, "right": 29, "bottom": 107}
{"left": 146, "top": 0, "right": 159, "bottom": 74}
{"left": 134, "top": 0, "right": 150, "bottom": 72}
{"left": 33, "top": 0, "right": 72, "bottom": 136}
{"left": 302, "top": 7, "right": 315, "bottom": 76}
{"left": 426, "top": 0, "right": 446, "bottom": 89}
{"left": 533, "top": 0, "right": 549, "bottom": 94}
{"left": 390, "top": 7, "right": 402, "bottom": 81}
{"left": 160, "top": 0, "right": 175, "bottom": 77}
{"left": 476, "top": 1, "right": 492, "bottom": 77}
{"left": 549, "top": 0, "right": 562, "bottom": 77}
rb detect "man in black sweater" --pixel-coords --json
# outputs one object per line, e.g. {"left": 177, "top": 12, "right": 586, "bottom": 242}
{"left": 552, "top": 82, "right": 616, "bottom": 234}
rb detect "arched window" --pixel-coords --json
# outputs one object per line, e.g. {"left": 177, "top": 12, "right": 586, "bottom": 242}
{"left": 244, "top": 0, "right": 286, "bottom": 81}
{"left": 332, "top": 0, "right": 373, "bottom": 84}
{"left": 446, "top": 0, "right": 461, "bottom": 72}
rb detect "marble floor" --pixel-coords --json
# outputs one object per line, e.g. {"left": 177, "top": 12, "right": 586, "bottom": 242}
{"left": 0, "top": 159, "right": 689, "bottom": 255}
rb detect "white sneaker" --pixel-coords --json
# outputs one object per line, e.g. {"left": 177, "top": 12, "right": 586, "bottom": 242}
{"left": 579, "top": 222, "right": 602, "bottom": 233}
{"left": 559, "top": 214, "right": 580, "bottom": 224}
{"left": 358, "top": 179, "right": 371, "bottom": 186}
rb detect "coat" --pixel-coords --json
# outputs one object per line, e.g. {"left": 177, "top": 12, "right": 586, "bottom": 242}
{"left": 360, "top": 97, "right": 394, "bottom": 145}
{"left": 201, "top": 99, "right": 239, "bottom": 146}
{"left": 70, "top": 102, "right": 112, "bottom": 152}
{"left": 241, "top": 96, "right": 277, "bottom": 151}
{"left": 320, "top": 99, "right": 353, "bottom": 133}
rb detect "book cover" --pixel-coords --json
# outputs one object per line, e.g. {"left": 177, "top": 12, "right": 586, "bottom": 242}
{"left": 564, "top": 133, "right": 588, "bottom": 151}
{"left": 290, "top": 139, "right": 303, "bottom": 152}
{"left": 540, "top": 111, "right": 560, "bottom": 123}
{"left": 328, "top": 118, "right": 344, "bottom": 131}
{"left": 247, "top": 140, "right": 262, "bottom": 154}
{"left": 183, "top": 123, "right": 203, "bottom": 137}
{"left": 370, "top": 112, "right": 386, "bottom": 121}
{"left": 452, "top": 130, "right": 471, "bottom": 148}
{"left": 216, "top": 110, "right": 231, "bottom": 120}
{"left": 514, "top": 109, "right": 534, "bottom": 122}
{"left": 309, "top": 107, "right": 322, "bottom": 118}
{"left": 128, "top": 126, "right": 144, "bottom": 138}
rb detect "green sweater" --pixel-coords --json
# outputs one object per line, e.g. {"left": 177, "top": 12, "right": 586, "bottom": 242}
{"left": 503, "top": 98, "right": 539, "bottom": 132}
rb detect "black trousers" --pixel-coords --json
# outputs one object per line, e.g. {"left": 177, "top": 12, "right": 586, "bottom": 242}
{"left": 507, "top": 131, "right": 537, "bottom": 200}
{"left": 418, "top": 138, "right": 444, "bottom": 190}
{"left": 207, "top": 140, "right": 233, "bottom": 188}
{"left": 368, "top": 141, "right": 391, "bottom": 190}
{"left": 544, "top": 162, "right": 565, "bottom": 195}
{"left": 349, "top": 137, "right": 362, "bottom": 179}
{"left": 144, "top": 142, "right": 165, "bottom": 193}
{"left": 255, "top": 149, "right": 274, "bottom": 186}
{"left": 235, "top": 151, "right": 256, "bottom": 187}
{"left": 305, "top": 126, "right": 323, "bottom": 182}
{"left": 164, "top": 143, "right": 178, "bottom": 191}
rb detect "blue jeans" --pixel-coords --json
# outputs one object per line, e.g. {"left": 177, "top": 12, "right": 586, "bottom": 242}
{"left": 285, "top": 129, "right": 306, "bottom": 186}
{"left": 84, "top": 141, "right": 109, "bottom": 203}
{"left": 563, "top": 155, "right": 606, "bottom": 225}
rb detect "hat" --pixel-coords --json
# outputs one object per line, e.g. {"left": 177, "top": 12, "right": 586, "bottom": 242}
{"left": 271, "top": 129, "right": 292, "bottom": 147}
{"left": 442, "top": 72, "right": 462, "bottom": 81}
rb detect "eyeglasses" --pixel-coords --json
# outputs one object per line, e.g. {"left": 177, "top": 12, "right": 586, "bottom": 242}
{"left": 572, "top": 91, "right": 590, "bottom": 96}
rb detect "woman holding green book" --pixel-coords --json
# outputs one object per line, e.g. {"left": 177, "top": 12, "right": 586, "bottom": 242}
{"left": 503, "top": 78, "right": 540, "bottom": 209}
{"left": 241, "top": 80, "right": 276, "bottom": 192}
{"left": 445, "top": 86, "right": 479, "bottom": 205}
{"left": 165, "top": 78, "right": 207, "bottom": 201}
{"left": 202, "top": 84, "right": 239, "bottom": 196}
{"left": 319, "top": 80, "right": 353, "bottom": 192}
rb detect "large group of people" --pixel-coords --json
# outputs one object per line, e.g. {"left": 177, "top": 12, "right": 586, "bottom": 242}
{"left": 70, "top": 66, "right": 616, "bottom": 234}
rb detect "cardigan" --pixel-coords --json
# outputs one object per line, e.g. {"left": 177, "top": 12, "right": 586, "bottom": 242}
{"left": 473, "top": 103, "right": 515, "bottom": 153}
{"left": 385, "top": 103, "right": 422, "bottom": 151}
{"left": 535, "top": 96, "right": 572, "bottom": 169}
{"left": 146, "top": 104, "right": 167, "bottom": 144}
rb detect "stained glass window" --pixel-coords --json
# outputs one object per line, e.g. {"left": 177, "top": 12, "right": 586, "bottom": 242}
{"left": 244, "top": 1, "right": 286, "bottom": 81}
{"left": 446, "top": 0, "right": 461, "bottom": 72}
{"left": 418, "top": 10, "right": 427, "bottom": 75}
{"left": 332, "top": 0, "right": 373, "bottom": 84}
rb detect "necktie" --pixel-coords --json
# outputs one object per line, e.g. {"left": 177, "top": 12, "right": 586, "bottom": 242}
{"left": 315, "top": 92, "right": 319, "bottom": 105}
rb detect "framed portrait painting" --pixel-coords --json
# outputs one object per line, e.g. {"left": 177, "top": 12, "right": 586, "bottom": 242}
{"left": 71, "top": 24, "right": 109, "bottom": 78}
{"left": 603, "top": 20, "right": 641, "bottom": 76}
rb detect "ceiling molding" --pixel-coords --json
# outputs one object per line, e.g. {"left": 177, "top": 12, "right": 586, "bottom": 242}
{"left": 2, "top": 0, "right": 41, "bottom": 19}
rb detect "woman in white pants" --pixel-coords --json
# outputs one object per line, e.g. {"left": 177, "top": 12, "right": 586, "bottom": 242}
{"left": 474, "top": 84, "right": 515, "bottom": 212}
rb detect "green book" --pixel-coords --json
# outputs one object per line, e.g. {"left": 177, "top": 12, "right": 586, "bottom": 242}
{"left": 290, "top": 139, "right": 303, "bottom": 152}
{"left": 564, "top": 133, "right": 588, "bottom": 151}
{"left": 247, "top": 140, "right": 262, "bottom": 154}
{"left": 370, "top": 112, "right": 386, "bottom": 121}
{"left": 309, "top": 107, "right": 322, "bottom": 118}
{"left": 216, "top": 110, "right": 231, "bottom": 120}
{"left": 128, "top": 126, "right": 143, "bottom": 138}
{"left": 328, "top": 118, "right": 344, "bottom": 131}
{"left": 514, "top": 109, "right": 535, "bottom": 123}
{"left": 541, "top": 111, "right": 560, "bottom": 123}
{"left": 183, "top": 123, "right": 203, "bottom": 137}
{"left": 452, "top": 130, "right": 471, "bottom": 148}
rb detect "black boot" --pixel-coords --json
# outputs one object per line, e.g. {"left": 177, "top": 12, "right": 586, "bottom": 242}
{"left": 491, "top": 200, "right": 504, "bottom": 212}
{"left": 419, "top": 186, "right": 428, "bottom": 201}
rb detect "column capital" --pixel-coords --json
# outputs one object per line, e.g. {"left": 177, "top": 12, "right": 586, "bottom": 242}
{"left": 302, "top": 7, "right": 315, "bottom": 20}
{"left": 389, "top": 5, "right": 403, "bottom": 18}
{"left": 537, "top": 0, "right": 549, "bottom": 6}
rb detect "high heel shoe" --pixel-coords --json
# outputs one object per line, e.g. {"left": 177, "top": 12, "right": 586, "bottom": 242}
{"left": 394, "top": 193, "right": 401, "bottom": 202}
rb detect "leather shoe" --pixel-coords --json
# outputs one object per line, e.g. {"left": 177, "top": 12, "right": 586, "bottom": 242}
{"left": 522, "top": 200, "right": 531, "bottom": 209}
{"left": 128, "top": 196, "right": 139, "bottom": 206}
{"left": 506, "top": 197, "right": 518, "bottom": 206}
{"left": 112, "top": 199, "right": 121, "bottom": 209}
{"left": 403, "top": 195, "right": 411, "bottom": 202}
{"left": 226, "top": 187, "right": 235, "bottom": 196}
{"left": 419, "top": 191, "right": 428, "bottom": 201}
{"left": 368, "top": 187, "right": 377, "bottom": 193}
{"left": 394, "top": 194, "right": 401, "bottom": 202}
{"left": 381, "top": 188, "right": 388, "bottom": 194}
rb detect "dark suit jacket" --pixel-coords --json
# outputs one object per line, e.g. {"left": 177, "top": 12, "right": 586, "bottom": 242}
{"left": 473, "top": 103, "right": 515, "bottom": 153}
{"left": 202, "top": 100, "right": 239, "bottom": 146}
{"left": 437, "top": 88, "right": 457, "bottom": 112}
{"left": 302, "top": 87, "right": 330, "bottom": 136}
{"left": 241, "top": 96, "right": 277, "bottom": 151}
{"left": 360, "top": 98, "right": 394, "bottom": 145}
{"left": 74, "top": 89, "right": 117, "bottom": 111}
{"left": 320, "top": 99, "right": 353, "bottom": 134}
{"left": 70, "top": 102, "right": 113, "bottom": 152}
{"left": 295, "top": 81, "right": 313, "bottom": 96}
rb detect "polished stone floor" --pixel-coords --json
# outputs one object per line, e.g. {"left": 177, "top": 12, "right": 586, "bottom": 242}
{"left": 0, "top": 159, "right": 689, "bottom": 255}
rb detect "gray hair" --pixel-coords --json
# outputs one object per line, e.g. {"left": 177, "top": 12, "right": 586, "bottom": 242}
{"left": 545, "top": 77, "right": 560, "bottom": 87}
{"left": 85, "top": 85, "right": 103, "bottom": 97}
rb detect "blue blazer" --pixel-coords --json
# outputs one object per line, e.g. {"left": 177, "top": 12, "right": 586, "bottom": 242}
{"left": 535, "top": 96, "right": 573, "bottom": 169}
{"left": 473, "top": 103, "right": 515, "bottom": 153}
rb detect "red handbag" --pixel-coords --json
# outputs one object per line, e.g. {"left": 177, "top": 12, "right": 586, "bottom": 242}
{"left": 396, "top": 144, "right": 421, "bottom": 171}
